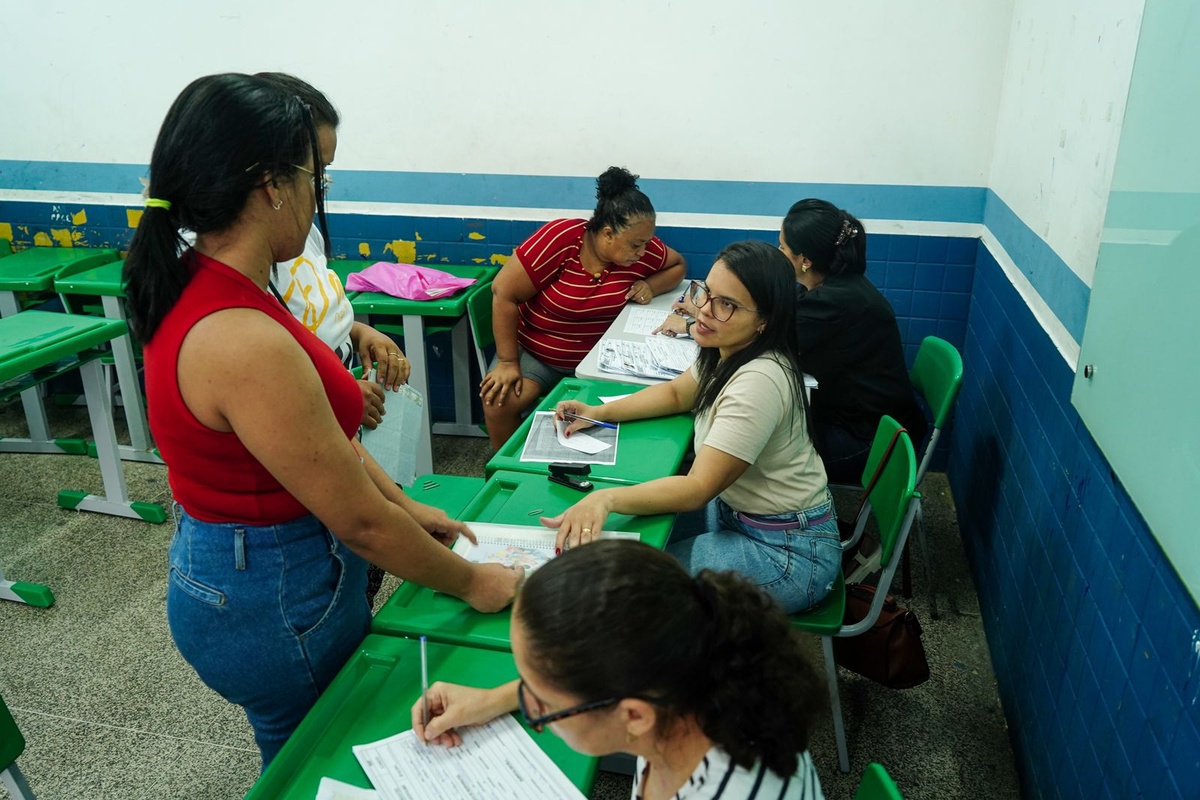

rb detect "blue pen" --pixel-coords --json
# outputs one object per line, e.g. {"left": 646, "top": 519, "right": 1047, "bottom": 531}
{"left": 562, "top": 411, "right": 618, "bottom": 431}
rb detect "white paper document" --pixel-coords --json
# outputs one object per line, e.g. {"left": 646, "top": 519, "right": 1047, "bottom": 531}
{"left": 596, "top": 338, "right": 696, "bottom": 380}
{"left": 315, "top": 777, "right": 378, "bottom": 800}
{"left": 598, "top": 394, "right": 633, "bottom": 404}
{"left": 622, "top": 307, "right": 672, "bottom": 336}
{"left": 353, "top": 713, "right": 587, "bottom": 800}
{"left": 452, "top": 522, "right": 640, "bottom": 572}
{"left": 518, "top": 412, "right": 618, "bottom": 465}
{"left": 553, "top": 416, "right": 610, "bottom": 454}
{"left": 360, "top": 381, "right": 423, "bottom": 487}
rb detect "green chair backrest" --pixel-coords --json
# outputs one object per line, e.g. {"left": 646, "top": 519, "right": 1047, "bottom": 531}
{"left": 0, "top": 238, "right": 12, "bottom": 258}
{"left": 853, "top": 762, "right": 904, "bottom": 800}
{"left": 465, "top": 280, "right": 495, "bottom": 374}
{"left": 909, "top": 336, "right": 963, "bottom": 430}
{"left": 0, "top": 691, "right": 26, "bottom": 770}
{"left": 866, "top": 415, "right": 918, "bottom": 568}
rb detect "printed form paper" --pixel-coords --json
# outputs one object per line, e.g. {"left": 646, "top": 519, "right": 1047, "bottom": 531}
{"left": 622, "top": 307, "right": 672, "bottom": 336}
{"left": 315, "top": 777, "right": 378, "bottom": 800}
{"left": 452, "top": 522, "right": 640, "bottom": 572}
{"left": 519, "top": 412, "right": 618, "bottom": 465}
{"left": 353, "top": 713, "right": 586, "bottom": 800}
{"left": 360, "top": 382, "right": 423, "bottom": 487}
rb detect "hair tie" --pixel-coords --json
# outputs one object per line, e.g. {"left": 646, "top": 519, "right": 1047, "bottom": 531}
{"left": 834, "top": 219, "right": 859, "bottom": 247}
{"left": 145, "top": 198, "right": 172, "bottom": 211}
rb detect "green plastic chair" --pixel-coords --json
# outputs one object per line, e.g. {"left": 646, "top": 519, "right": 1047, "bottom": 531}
{"left": 465, "top": 279, "right": 495, "bottom": 379}
{"left": 844, "top": 336, "right": 963, "bottom": 618}
{"left": 853, "top": 762, "right": 904, "bottom": 799}
{"left": 790, "top": 416, "right": 920, "bottom": 773}
{"left": 0, "top": 238, "right": 12, "bottom": 258}
{"left": 1, "top": 693, "right": 36, "bottom": 799}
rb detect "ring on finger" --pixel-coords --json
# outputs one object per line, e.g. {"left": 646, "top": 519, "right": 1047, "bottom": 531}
{"left": 581, "top": 527, "right": 593, "bottom": 534}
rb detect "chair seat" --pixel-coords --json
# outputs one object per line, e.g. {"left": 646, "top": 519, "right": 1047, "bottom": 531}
{"left": 789, "top": 572, "right": 846, "bottom": 635}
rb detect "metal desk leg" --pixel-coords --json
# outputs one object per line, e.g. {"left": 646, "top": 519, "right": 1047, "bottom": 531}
{"left": 0, "top": 560, "right": 55, "bottom": 607}
{"left": 56, "top": 360, "right": 166, "bottom": 523}
{"left": 431, "top": 316, "right": 486, "bottom": 437}
{"left": 401, "top": 314, "right": 434, "bottom": 477}
{"left": 100, "top": 295, "right": 162, "bottom": 464}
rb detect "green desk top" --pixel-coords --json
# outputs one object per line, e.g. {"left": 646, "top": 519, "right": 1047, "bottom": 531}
{"left": 346, "top": 264, "right": 494, "bottom": 317}
{"left": 53, "top": 258, "right": 127, "bottom": 298}
{"left": 371, "top": 469, "right": 675, "bottom": 649}
{"left": 0, "top": 248, "right": 120, "bottom": 292}
{"left": 0, "top": 310, "right": 126, "bottom": 383}
{"left": 245, "top": 634, "right": 597, "bottom": 798}
{"left": 485, "top": 377, "right": 694, "bottom": 485}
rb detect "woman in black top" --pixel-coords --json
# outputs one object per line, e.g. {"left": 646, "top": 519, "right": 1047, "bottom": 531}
{"left": 777, "top": 199, "right": 927, "bottom": 484}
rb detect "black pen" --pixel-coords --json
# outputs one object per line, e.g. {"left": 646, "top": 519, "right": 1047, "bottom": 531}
{"left": 561, "top": 411, "right": 618, "bottom": 431}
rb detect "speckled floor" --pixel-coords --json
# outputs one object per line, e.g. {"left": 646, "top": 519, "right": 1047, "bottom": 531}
{"left": 1, "top": 400, "right": 1019, "bottom": 799}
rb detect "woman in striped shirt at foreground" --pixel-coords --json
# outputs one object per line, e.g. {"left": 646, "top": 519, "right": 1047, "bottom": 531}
{"left": 412, "top": 540, "right": 825, "bottom": 800}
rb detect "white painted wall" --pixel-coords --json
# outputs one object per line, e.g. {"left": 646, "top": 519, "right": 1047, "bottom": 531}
{"left": 987, "top": 0, "right": 1144, "bottom": 286}
{"left": 1, "top": 0, "right": 1012, "bottom": 187}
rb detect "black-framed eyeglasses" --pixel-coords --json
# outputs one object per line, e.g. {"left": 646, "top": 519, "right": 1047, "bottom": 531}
{"left": 687, "top": 280, "right": 757, "bottom": 323}
{"left": 291, "top": 163, "right": 332, "bottom": 193}
{"left": 517, "top": 678, "right": 619, "bottom": 733}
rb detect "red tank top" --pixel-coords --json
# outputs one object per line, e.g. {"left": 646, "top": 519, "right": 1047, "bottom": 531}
{"left": 144, "top": 252, "right": 362, "bottom": 524}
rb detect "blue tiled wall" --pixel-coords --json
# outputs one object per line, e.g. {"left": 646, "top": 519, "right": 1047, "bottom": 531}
{"left": 0, "top": 201, "right": 975, "bottom": 427}
{"left": 948, "top": 243, "right": 1200, "bottom": 800}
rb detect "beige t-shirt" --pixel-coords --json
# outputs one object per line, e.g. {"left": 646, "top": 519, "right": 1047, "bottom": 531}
{"left": 692, "top": 355, "right": 827, "bottom": 515}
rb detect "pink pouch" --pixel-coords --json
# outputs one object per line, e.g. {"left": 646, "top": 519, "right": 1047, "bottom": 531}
{"left": 345, "top": 262, "right": 477, "bottom": 300}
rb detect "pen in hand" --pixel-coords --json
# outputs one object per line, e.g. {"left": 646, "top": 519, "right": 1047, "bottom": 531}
{"left": 561, "top": 411, "right": 618, "bottom": 431}
{"left": 420, "top": 635, "right": 430, "bottom": 746}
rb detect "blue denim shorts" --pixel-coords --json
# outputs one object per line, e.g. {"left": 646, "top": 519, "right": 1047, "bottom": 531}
{"left": 166, "top": 508, "right": 369, "bottom": 769}
{"left": 489, "top": 348, "right": 572, "bottom": 391}
{"left": 667, "top": 492, "right": 841, "bottom": 613}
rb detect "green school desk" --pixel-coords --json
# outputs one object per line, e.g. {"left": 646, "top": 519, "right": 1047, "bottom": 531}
{"left": 338, "top": 263, "right": 495, "bottom": 476}
{"left": 484, "top": 377, "right": 694, "bottom": 485}
{"left": 0, "top": 311, "right": 166, "bottom": 606}
{"left": 0, "top": 247, "right": 120, "bottom": 455}
{"left": 54, "top": 259, "right": 162, "bottom": 465}
{"left": 245, "top": 634, "right": 598, "bottom": 798}
{"left": 370, "top": 469, "right": 675, "bottom": 651}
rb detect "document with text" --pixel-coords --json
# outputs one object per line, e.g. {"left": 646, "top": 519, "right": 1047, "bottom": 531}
{"left": 353, "top": 713, "right": 586, "bottom": 800}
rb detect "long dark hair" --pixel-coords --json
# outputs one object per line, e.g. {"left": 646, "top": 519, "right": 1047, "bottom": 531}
{"left": 518, "top": 540, "right": 826, "bottom": 777}
{"left": 254, "top": 72, "right": 338, "bottom": 256}
{"left": 585, "top": 166, "right": 655, "bottom": 233}
{"left": 123, "top": 73, "right": 324, "bottom": 341}
{"left": 782, "top": 198, "right": 867, "bottom": 277}
{"left": 693, "top": 240, "right": 805, "bottom": 417}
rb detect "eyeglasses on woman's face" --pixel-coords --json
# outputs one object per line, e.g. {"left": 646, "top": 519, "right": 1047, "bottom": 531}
{"left": 291, "top": 163, "right": 332, "bottom": 193}
{"left": 517, "top": 677, "right": 619, "bottom": 733}
{"left": 687, "top": 280, "right": 757, "bottom": 323}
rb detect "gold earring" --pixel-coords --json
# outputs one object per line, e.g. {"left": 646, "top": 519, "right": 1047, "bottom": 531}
{"left": 626, "top": 731, "right": 639, "bottom": 745}
{"left": 272, "top": 199, "right": 283, "bottom": 211}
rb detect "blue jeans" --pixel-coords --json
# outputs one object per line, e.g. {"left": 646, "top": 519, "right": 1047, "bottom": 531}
{"left": 667, "top": 493, "right": 841, "bottom": 613}
{"left": 167, "top": 509, "right": 370, "bottom": 769}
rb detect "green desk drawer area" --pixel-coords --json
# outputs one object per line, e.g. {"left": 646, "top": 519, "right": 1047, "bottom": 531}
{"left": 0, "top": 311, "right": 126, "bottom": 383}
{"left": 371, "top": 469, "right": 676, "bottom": 650}
{"left": 485, "top": 377, "right": 694, "bottom": 485}
{"left": 246, "top": 634, "right": 597, "bottom": 798}
{"left": 0, "top": 247, "right": 120, "bottom": 292}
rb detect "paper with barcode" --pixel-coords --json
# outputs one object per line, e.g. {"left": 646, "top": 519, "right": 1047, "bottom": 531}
{"left": 353, "top": 713, "right": 586, "bottom": 800}
{"left": 360, "top": 380, "right": 422, "bottom": 487}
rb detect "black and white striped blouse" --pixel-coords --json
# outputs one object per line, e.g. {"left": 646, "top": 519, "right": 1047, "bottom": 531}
{"left": 632, "top": 747, "right": 824, "bottom": 800}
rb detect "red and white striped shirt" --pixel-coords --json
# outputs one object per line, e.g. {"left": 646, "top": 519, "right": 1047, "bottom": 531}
{"left": 516, "top": 218, "right": 669, "bottom": 370}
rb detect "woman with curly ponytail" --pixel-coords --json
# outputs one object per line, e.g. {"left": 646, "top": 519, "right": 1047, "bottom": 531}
{"left": 413, "top": 541, "right": 826, "bottom": 798}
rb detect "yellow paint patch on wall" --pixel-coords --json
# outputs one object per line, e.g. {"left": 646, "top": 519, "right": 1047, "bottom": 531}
{"left": 358, "top": 242, "right": 371, "bottom": 258}
{"left": 72, "top": 209, "right": 88, "bottom": 225}
{"left": 471, "top": 258, "right": 485, "bottom": 264}
{"left": 384, "top": 239, "right": 417, "bottom": 264}
{"left": 33, "top": 232, "right": 54, "bottom": 247}
{"left": 415, "top": 232, "right": 423, "bottom": 241}
{"left": 127, "top": 209, "right": 144, "bottom": 228}
{"left": 490, "top": 253, "right": 510, "bottom": 266}
{"left": 0, "top": 222, "right": 12, "bottom": 242}
{"left": 468, "top": 232, "right": 485, "bottom": 241}
{"left": 51, "top": 229, "right": 75, "bottom": 248}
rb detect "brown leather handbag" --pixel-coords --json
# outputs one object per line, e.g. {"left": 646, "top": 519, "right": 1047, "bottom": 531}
{"left": 833, "top": 584, "right": 931, "bottom": 689}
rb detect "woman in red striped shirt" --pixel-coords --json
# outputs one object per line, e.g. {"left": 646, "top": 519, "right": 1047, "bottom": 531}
{"left": 479, "top": 167, "right": 686, "bottom": 449}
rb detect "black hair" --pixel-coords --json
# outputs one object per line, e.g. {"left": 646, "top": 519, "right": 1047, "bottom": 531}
{"left": 254, "top": 72, "right": 339, "bottom": 256}
{"left": 123, "top": 73, "right": 325, "bottom": 341}
{"left": 692, "top": 240, "right": 806, "bottom": 420}
{"left": 517, "top": 540, "right": 825, "bottom": 777}
{"left": 781, "top": 198, "right": 868, "bottom": 277}
{"left": 585, "top": 166, "right": 655, "bottom": 234}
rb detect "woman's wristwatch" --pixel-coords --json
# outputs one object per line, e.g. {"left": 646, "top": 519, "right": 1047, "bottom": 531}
{"left": 684, "top": 318, "right": 696, "bottom": 337}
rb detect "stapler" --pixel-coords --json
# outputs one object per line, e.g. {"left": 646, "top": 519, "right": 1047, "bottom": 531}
{"left": 548, "top": 462, "right": 593, "bottom": 493}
